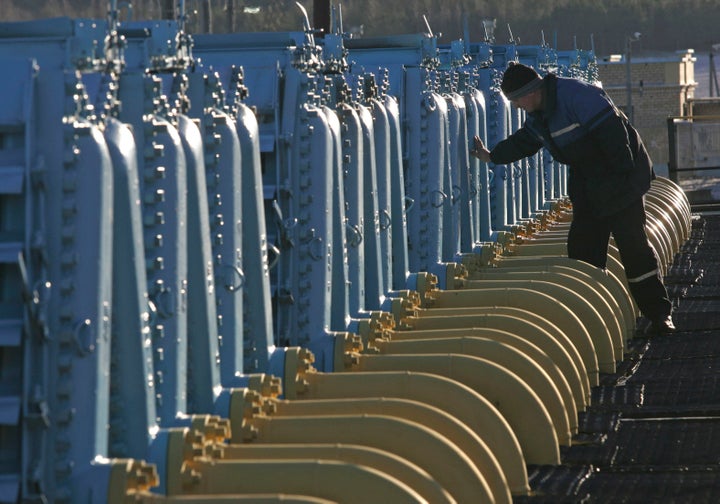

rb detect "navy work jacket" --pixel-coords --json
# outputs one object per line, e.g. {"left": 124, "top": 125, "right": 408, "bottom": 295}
{"left": 489, "top": 74, "right": 655, "bottom": 217}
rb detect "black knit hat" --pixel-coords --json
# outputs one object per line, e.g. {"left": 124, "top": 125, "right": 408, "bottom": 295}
{"left": 501, "top": 62, "right": 543, "bottom": 100}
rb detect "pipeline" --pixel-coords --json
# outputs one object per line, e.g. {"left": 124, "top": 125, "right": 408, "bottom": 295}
{"left": 0, "top": 2, "right": 692, "bottom": 502}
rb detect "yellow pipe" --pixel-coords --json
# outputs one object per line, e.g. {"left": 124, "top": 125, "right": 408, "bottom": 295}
{"left": 668, "top": 189, "right": 691, "bottom": 240}
{"left": 266, "top": 370, "right": 530, "bottom": 495}
{"left": 502, "top": 272, "right": 622, "bottom": 343}
{"left": 506, "top": 240, "right": 630, "bottom": 295}
{"left": 165, "top": 426, "right": 436, "bottom": 502}
{"left": 240, "top": 414, "right": 495, "bottom": 504}
{"left": 405, "top": 303, "right": 601, "bottom": 385}
{"left": 460, "top": 275, "right": 624, "bottom": 361}
{"left": 123, "top": 492, "right": 338, "bottom": 504}
{"left": 471, "top": 263, "right": 636, "bottom": 339}
{"left": 422, "top": 287, "right": 603, "bottom": 378}
{"left": 645, "top": 196, "right": 682, "bottom": 254}
{"left": 351, "top": 353, "right": 561, "bottom": 464}
{"left": 467, "top": 265, "right": 629, "bottom": 329}
{"left": 507, "top": 189, "right": 688, "bottom": 315}
{"left": 511, "top": 239, "right": 628, "bottom": 288}
{"left": 221, "top": 443, "right": 455, "bottom": 504}
{"left": 471, "top": 266, "right": 631, "bottom": 337}
{"left": 648, "top": 183, "right": 690, "bottom": 236}
{"left": 390, "top": 323, "right": 587, "bottom": 412}
{"left": 488, "top": 255, "right": 638, "bottom": 322}
{"left": 139, "top": 495, "right": 338, "bottom": 503}
{"left": 107, "top": 457, "right": 341, "bottom": 504}
{"left": 651, "top": 177, "right": 691, "bottom": 239}
{"left": 644, "top": 218, "right": 671, "bottom": 272}
{"left": 174, "top": 457, "right": 428, "bottom": 503}
{"left": 266, "top": 397, "right": 507, "bottom": 504}
{"left": 652, "top": 200, "right": 683, "bottom": 257}
{"left": 510, "top": 241, "right": 567, "bottom": 257}
{"left": 528, "top": 228, "right": 570, "bottom": 237}
{"left": 516, "top": 233, "right": 568, "bottom": 244}
{"left": 405, "top": 307, "right": 593, "bottom": 393}
{"left": 171, "top": 496, "right": 337, "bottom": 503}
{"left": 372, "top": 336, "right": 576, "bottom": 438}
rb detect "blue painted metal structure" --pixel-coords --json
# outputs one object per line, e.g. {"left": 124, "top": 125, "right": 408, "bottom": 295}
{"left": 0, "top": 4, "right": 606, "bottom": 501}
{"left": 0, "top": 16, "right": 118, "bottom": 501}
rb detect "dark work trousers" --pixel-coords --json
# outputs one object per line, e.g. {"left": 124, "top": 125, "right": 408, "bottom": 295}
{"left": 567, "top": 197, "right": 673, "bottom": 322}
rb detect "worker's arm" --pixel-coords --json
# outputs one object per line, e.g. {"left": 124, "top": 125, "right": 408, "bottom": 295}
{"left": 471, "top": 127, "right": 543, "bottom": 164}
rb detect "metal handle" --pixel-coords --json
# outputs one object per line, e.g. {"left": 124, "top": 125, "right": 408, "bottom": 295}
{"left": 309, "top": 236, "right": 324, "bottom": 260}
{"left": 404, "top": 196, "right": 415, "bottom": 214}
{"left": 451, "top": 185, "right": 462, "bottom": 204}
{"left": 223, "top": 264, "right": 246, "bottom": 292}
{"left": 72, "top": 318, "right": 94, "bottom": 356}
{"left": 430, "top": 189, "right": 447, "bottom": 208}
{"left": 346, "top": 223, "right": 363, "bottom": 247}
{"left": 493, "top": 165, "right": 508, "bottom": 180}
{"left": 267, "top": 243, "right": 280, "bottom": 270}
{"left": 379, "top": 209, "right": 392, "bottom": 231}
{"left": 468, "top": 175, "right": 479, "bottom": 197}
{"left": 154, "top": 285, "right": 175, "bottom": 318}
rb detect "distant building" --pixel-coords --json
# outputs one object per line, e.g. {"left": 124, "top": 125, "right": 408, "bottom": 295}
{"left": 597, "top": 50, "right": 696, "bottom": 169}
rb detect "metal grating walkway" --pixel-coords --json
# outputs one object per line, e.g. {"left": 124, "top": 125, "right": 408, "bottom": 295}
{"left": 517, "top": 214, "right": 720, "bottom": 504}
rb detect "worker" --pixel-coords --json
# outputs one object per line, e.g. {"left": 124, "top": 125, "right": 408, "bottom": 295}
{"left": 470, "top": 62, "right": 675, "bottom": 335}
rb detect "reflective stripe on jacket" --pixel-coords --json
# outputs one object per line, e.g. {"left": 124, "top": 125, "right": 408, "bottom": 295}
{"left": 489, "top": 74, "right": 654, "bottom": 217}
